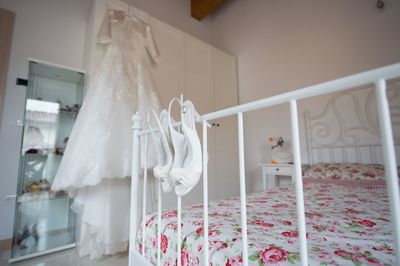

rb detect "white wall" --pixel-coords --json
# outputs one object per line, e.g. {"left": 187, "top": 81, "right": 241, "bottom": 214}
{"left": 208, "top": 0, "right": 400, "bottom": 191}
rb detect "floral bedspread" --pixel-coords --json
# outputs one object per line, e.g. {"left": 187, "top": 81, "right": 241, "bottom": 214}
{"left": 303, "top": 163, "right": 400, "bottom": 181}
{"left": 136, "top": 181, "right": 395, "bottom": 265}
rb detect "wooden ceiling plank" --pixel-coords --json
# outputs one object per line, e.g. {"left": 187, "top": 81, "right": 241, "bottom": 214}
{"left": 191, "top": 0, "right": 225, "bottom": 21}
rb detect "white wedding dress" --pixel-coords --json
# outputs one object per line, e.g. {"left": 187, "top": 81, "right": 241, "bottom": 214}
{"left": 51, "top": 9, "right": 161, "bottom": 259}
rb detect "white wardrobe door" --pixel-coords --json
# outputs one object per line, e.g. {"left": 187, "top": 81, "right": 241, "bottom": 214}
{"left": 212, "top": 49, "right": 240, "bottom": 200}
{"left": 182, "top": 34, "right": 217, "bottom": 205}
{"left": 183, "top": 35, "right": 214, "bottom": 114}
{"left": 213, "top": 49, "right": 238, "bottom": 110}
{"left": 148, "top": 18, "right": 184, "bottom": 110}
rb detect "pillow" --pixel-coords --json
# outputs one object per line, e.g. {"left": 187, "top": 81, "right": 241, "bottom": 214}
{"left": 302, "top": 163, "right": 396, "bottom": 181}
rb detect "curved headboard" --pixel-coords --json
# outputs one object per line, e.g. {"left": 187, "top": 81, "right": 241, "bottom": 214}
{"left": 304, "top": 83, "right": 400, "bottom": 165}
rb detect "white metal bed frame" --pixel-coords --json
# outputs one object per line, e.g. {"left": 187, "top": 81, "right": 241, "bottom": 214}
{"left": 304, "top": 85, "right": 400, "bottom": 166}
{"left": 129, "top": 63, "right": 400, "bottom": 266}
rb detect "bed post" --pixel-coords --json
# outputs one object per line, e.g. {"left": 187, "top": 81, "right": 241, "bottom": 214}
{"left": 202, "top": 120, "right": 210, "bottom": 264}
{"left": 141, "top": 134, "right": 148, "bottom": 257}
{"left": 290, "top": 100, "right": 308, "bottom": 266}
{"left": 237, "top": 112, "right": 249, "bottom": 266}
{"left": 375, "top": 79, "right": 400, "bottom": 265}
{"left": 156, "top": 179, "right": 162, "bottom": 266}
{"left": 129, "top": 112, "right": 142, "bottom": 266}
{"left": 304, "top": 111, "right": 314, "bottom": 166}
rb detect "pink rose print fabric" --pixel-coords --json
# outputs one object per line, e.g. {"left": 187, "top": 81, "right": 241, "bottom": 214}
{"left": 136, "top": 181, "right": 395, "bottom": 265}
{"left": 303, "top": 163, "right": 400, "bottom": 181}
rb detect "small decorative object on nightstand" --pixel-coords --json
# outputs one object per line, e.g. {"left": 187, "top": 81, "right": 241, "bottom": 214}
{"left": 259, "top": 163, "right": 294, "bottom": 190}
{"left": 267, "top": 136, "right": 293, "bottom": 164}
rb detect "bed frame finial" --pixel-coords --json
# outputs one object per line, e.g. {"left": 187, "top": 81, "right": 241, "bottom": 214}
{"left": 132, "top": 112, "right": 143, "bottom": 130}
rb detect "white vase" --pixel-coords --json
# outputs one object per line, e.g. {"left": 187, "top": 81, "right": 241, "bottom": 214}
{"left": 271, "top": 146, "right": 293, "bottom": 163}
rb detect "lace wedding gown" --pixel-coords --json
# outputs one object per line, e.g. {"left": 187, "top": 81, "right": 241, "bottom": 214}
{"left": 51, "top": 9, "right": 161, "bottom": 258}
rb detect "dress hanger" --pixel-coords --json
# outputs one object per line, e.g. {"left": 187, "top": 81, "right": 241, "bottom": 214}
{"left": 105, "top": 0, "right": 139, "bottom": 22}
{"left": 127, "top": 0, "right": 133, "bottom": 13}
{"left": 126, "top": 0, "right": 138, "bottom": 21}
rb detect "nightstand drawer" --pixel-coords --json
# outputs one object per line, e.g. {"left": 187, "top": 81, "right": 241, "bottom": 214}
{"left": 265, "top": 165, "right": 293, "bottom": 176}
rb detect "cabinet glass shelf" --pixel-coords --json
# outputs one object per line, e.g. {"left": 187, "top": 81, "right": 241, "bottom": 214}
{"left": 10, "top": 61, "right": 85, "bottom": 262}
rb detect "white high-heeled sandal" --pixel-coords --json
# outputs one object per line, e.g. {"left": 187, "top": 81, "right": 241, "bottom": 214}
{"left": 148, "top": 109, "right": 174, "bottom": 192}
{"left": 167, "top": 98, "right": 188, "bottom": 189}
{"left": 169, "top": 100, "right": 202, "bottom": 196}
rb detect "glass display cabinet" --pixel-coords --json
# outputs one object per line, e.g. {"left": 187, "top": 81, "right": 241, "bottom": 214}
{"left": 9, "top": 60, "right": 84, "bottom": 262}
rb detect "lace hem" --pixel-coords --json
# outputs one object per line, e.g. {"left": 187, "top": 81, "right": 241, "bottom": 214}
{"left": 77, "top": 222, "right": 128, "bottom": 260}
{"left": 72, "top": 201, "right": 129, "bottom": 260}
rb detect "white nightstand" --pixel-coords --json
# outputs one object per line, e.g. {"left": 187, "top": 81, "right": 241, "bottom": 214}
{"left": 259, "top": 163, "right": 294, "bottom": 190}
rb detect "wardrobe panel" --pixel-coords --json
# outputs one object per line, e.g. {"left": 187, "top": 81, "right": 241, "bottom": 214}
{"left": 183, "top": 35, "right": 214, "bottom": 114}
{"left": 148, "top": 18, "right": 184, "bottom": 109}
{"left": 214, "top": 116, "right": 239, "bottom": 199}
{"left": 206, "top": 125, "right": 217, "bottom": 201}
{"left": 212, "top": 48, "right": 240, "bottom": 200}
{"left": 184, "top": 35, "right": 219, "bottom": 204}
{"left": 213, "top": 48, "right": 239, "bottom": 109}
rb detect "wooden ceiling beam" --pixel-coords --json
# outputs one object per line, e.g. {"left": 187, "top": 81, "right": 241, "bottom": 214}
{"left": 191, "top": 0, "right": 225, "bottom": 21}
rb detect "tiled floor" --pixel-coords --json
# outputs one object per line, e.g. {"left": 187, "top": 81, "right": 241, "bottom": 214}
{"left": 0, "top": 248, "right": 128, "bottom": 266}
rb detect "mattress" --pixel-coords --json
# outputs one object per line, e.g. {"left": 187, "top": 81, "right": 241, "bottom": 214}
{"left": 136, "top": 179, "right": 395, "bottom": 265}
